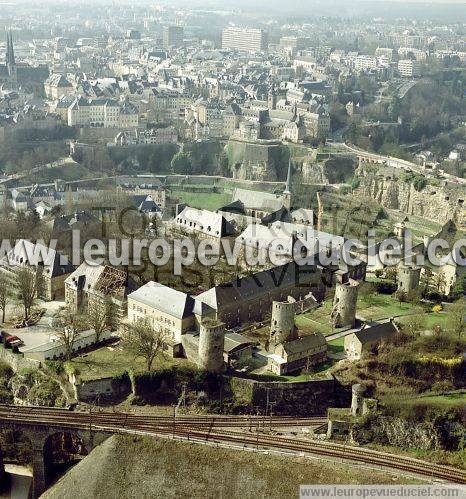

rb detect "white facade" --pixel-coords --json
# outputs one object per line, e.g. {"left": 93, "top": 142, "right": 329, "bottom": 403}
{"left": 68, "top": 98, "right": 139, "bottom": 128}
{"left": 398, "top": 59, "right": 421, "bottom": 77}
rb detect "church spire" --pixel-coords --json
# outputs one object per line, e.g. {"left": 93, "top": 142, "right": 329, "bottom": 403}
{"left": 6, "top": 30, "right": 15, "bottom": 67}
{"left": 283, "top": 158, "right": 292, "bottom": 211}
{"left": 284, "top": 158, "right": 292, "bottom": 195}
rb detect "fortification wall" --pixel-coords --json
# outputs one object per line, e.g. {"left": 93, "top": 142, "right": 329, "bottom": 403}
{"left": 0, "top": 346, "right": 41, "bottom": 372}
{"left": 229, "top": 375, "right": 340, "bottom": 416}
{"left": 74, "top": 375, "right": 132, "bottom": 404}
{"left": 357, "top": 175, "right": 465, "bottom": 225}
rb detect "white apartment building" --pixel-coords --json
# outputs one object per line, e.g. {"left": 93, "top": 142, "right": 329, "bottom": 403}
{"left": 68, "top": 97, "right": 139, "bottom": 128}
{"left": 398, "top": 59, "right": 421, "bottom": 78}
{"left": 222, "top": 27, "right": 268, "bottom": 52}
{"left": 354, "top": 55, "right": 378, "bottom": 71}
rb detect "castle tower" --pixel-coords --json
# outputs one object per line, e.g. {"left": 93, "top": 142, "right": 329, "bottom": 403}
{"left": 331, "top": 279, "right": 359, "bottom": 328}
{"left": 397, "top": 264, "right": 421, "bottom": 294}
{"left": 283, "top": 159, "right": 292, "bottom": 211}
{"left": 269, "top": 298, "right": 298, "bottom": 346}
{"left": 351, "top": 383, "right": 365, "bottom": 416}
{"left": 198, "top": 321, "right": 225, "bottom": 373}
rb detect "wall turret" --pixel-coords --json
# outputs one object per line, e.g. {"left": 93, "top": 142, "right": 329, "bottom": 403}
{"left": 397, "top": 264, "right": 421, "bottom": 294}
{"left": 198, "top": 320, "right": 225, "bottom": 373}
{"left": 269, "top": 297, "right": 297, "bottom": 346}
{"left": 331, "top": 279, "right": 359, "bottom": 328}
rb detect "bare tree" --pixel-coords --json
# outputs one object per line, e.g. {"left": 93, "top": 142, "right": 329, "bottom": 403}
{"left": 16, "top": 267, "right": 39, "bottom": 322}
{"left": 124, "top": 318, "right": 169, "bottom": 371}
{"left": 430, "top": 270, "right": 447, "bottom": 295}
{"left": 86, "top": 299, "right": 110, "bottom": 343}
{"left": 447, "top": 299, "right": 465, "bottom": 338}
{"left": 402, "top": 314, "right": 427, "bottom": 336}
{"left": 0, "top": 274, "right": 9, "bottom": 324}
{"left": 53, "top": 308, "right": 88, "bottom": 361}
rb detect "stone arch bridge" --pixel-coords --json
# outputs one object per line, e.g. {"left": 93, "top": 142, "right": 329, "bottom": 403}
{"left": 0, "top": 417, "right": 111, "bottom": 498}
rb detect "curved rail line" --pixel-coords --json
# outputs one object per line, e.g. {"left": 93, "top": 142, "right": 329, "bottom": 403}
{"left": 0, "top": 405, "right": 464, "bottom": 484}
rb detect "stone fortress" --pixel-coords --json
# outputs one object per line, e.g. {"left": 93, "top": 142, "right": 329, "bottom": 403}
{"left": 397, "top": 264, "right": 422, "bottom": 293}
{"left": 331, "top": 275, "right": 359, "bottom": 328}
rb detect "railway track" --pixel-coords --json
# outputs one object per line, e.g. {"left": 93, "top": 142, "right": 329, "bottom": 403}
{"left": 0, "top": 405, "right": 326, "bottom": 429}
{"left": 1, "top": 405, "right": 464, "bottom": 484}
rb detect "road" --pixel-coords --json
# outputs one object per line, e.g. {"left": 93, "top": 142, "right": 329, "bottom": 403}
{"left": 0, "top": 157, "right": 77, "bottom": 186}
{"left": 332, "top": 142, "right": 466, "bottom": 185}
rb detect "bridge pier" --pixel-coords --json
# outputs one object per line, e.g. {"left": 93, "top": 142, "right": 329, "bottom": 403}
{"left": 31, "top": 442, "right": 49, "bottom": 499}
{"left": 0, "top": 420, "right": 111, "bottom": 498}
{"left": 0, "top": 451, "right": 7, "bottom": 492}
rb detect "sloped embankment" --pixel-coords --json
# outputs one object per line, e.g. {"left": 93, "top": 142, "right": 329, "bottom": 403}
{"left": 43, "top": 434, "right": 418, "bottom": 499}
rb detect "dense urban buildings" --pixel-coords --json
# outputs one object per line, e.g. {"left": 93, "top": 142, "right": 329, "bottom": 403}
{"left": 0, "top": 1, "right": 465, "bottom": 497}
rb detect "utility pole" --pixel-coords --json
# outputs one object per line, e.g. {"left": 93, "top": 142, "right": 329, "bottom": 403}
{"left": 172, "top": 404, "right": 176, "bottom": 439}
{"left": 88, "top": 405, "right": 92, "bottom": 434}
{"left": 269, "top": 402, "right": 277, "bottom": 431}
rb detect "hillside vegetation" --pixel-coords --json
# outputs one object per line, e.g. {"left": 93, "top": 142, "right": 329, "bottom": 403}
{"left": 43, "top": 435, "right": 420, "bottom": 499}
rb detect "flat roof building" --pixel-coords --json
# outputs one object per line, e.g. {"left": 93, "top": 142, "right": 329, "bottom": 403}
{"left": 222, "top": 27, "right": 268, "bottom": 53}
{"left": 163, "top": 25, "right": 184, "bottom": 48}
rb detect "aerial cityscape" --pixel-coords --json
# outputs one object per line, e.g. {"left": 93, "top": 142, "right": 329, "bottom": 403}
{"left": 0, "top": 0, "right": 464, "bottom": 497}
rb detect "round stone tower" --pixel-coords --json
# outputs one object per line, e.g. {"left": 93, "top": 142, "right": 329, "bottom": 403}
{"left": 397, "top": 264, "right": 421, "bottom": 294}
{"left": 351, "top": 383, "right": 365, "bottom": 416}
{"left": 270, "top": 298, "right": 297, "bottom": 346}
{"left": 198, "top": 321, "right": 225, "bottom": 373}
{"left": 331, "top": 279, "right": 359, "bottom": 328}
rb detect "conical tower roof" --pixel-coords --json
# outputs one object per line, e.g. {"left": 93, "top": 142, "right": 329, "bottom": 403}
{"left": 283, "top": 158, "right": 292, "bottom": 195}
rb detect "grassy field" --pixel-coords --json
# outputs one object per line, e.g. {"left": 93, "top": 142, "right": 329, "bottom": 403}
{"left": 71, "top": 340, "right": 192, "bottom": 381}
{"left": 383, "top": 391, "right": 466, "bottom": 410}
{"left": 328, "top": 337, "right": 345, "bottom": 354}
{"left": 294, "top": 292, "right": 453, "bottom": 339}
{"left": 294, "top": 293, "right": 417, "bottom": 337}
{"left": 17, "top": 161, "right": 94, "bottom": 186}
{"left": 170, "top": 189, "right": 232, "bottom": 211}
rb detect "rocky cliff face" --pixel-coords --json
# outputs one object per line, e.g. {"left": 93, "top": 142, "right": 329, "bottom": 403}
{"left": 357, "top": 175, "right": 465, "bottom": 225}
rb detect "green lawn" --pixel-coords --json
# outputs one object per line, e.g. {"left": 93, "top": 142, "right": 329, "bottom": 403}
{"left": 410, "top": 392, "right": 466, "bottom": 408}
{"left": 328, "top": 337, "right": 345, "bottom": 354}
{"left": 295, "top": 292, "right": 450, "bottom": 338}
{"left": 295, "top": 301, "right": 335, "bottom": 335}
{"left": 397, "top": 309, "right": 452, "bottom": 331}
{"left": 170, "top": 190, "right": 231, "bottom": 211}
{"left": 71, "top": 341, "right": 191, "bottom": 381}
{"left": 356, "top": 293, "right": 420, "bottom": 321}
{"left": 382, "top": 391, "right": 466, "bottom": 410}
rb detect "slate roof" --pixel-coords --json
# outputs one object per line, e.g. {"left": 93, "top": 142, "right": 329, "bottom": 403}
{"left": 196, "top": 261, "right": 320, "bottom": 311}
{"left": 128, "top": 281, "right": 195, "bottom": 319}
{"left": 261, "top": 207, "right": 291, "bottom": 225}
{"left": 281, "top": 332, "right": 326, "bottom": 355}
{"left": 50, "top": 211, "right": 100, "bottom": 233}
{"left": 353, "top": 321, "right": 398, "bottom": 344}
{"left": 224, "top": 332, "right": 253, "bottom": 353}
{"left": 45, "top": 73, "right": 72, "bottom": 87}
{"left": 65, "top": 262, "right": 131, "bottom": 298}
{"left": 2, "top": 240, "right": 74, "bottom": 277}
{"left": 175, "top": 206, "right": 235, "bottom": 237}
{"left": 232, "top": 188, "right": 284, "bottom": 213}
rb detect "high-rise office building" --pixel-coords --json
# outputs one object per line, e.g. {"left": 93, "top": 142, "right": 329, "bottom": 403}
{"left": 163, "top": 25, "right": 184, "bottom": 48}
{"left": 221, "top": 27, "right": 268, "bottom": 52}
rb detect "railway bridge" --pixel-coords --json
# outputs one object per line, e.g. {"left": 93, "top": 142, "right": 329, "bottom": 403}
{"left": 1, "top": 404, "right": 465, "bottom": 496}
{"left": 0, "top": 414, "right": 111, "bottom": 498}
